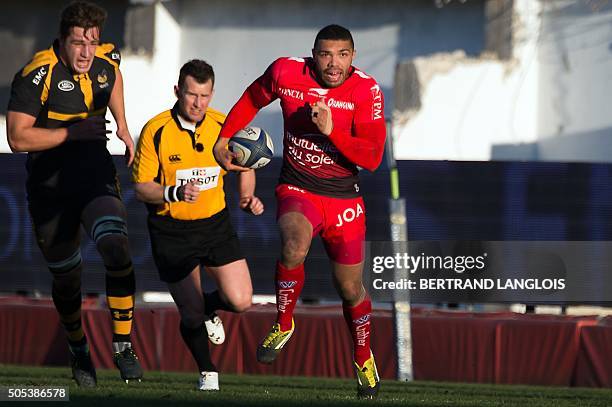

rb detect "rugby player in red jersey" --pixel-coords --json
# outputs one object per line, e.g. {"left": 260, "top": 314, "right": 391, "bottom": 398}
{"left": 213, "top": 24, "right": 386, "bottom": 399}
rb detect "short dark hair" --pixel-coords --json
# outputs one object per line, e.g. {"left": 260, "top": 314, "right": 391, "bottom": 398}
{"left": 178, "top": 59, "right": 215, "bottom": 89}
{"left": 314, "top": 24, "right": 354, "bottom": 49}
{"left": 60, "top": 1, "right": 107, "bottom": 39}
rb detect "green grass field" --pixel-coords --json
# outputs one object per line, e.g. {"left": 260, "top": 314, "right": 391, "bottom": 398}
{"left": 1, "top": 365, "right": 611, "bottom": 406}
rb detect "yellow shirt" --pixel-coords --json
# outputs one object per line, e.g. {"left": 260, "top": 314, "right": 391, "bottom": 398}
{"left": 133, "top": 105, "right": 228, "bottom": 220}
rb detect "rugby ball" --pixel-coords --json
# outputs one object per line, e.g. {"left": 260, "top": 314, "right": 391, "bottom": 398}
{"left": 228, "top": 127, "right": 274, "bottom": 169}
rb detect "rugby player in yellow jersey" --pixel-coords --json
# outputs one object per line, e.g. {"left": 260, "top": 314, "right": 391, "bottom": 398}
{"left": 132, "top": 59, "right": 263, "bottom": 391}
{"left": 6, "top": 1, "right": 141, "bottom": 387}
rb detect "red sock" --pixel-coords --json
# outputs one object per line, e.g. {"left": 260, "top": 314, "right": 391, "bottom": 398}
{"left": 343, "top": 296, "right": 372, "bottom": 366}
{"left": 275, "top": 261, "right": 304, "bottom": 331}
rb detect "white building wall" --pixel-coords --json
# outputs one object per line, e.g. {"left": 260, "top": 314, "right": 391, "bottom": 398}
{"left": 108, "top": 2, "right": 183, "bottom": 155}
{"left": 393, "top": 0, "right": 612, "bottom": 163}
{"left": 394, "top": 0, "right": 542, "bottom": 161}
{"left": 537, "top": 0, "right": 612, "bottom": 162}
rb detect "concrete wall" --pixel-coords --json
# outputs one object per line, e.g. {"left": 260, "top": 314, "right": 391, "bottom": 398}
{"left": 393, "top": 0, "right": 542, "bottom": 161}
{"left": 393, "top": 0, "right": 612, "bottom": 163}
{"left": 537, "top": 0, "right": 612, "bottom": 162}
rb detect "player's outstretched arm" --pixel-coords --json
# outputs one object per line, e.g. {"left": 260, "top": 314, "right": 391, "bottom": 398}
{"left": 237, "top": 169, "right": 264, "bottom": 215}
{"left": 108, "top": 69, "right": 134, "bottom": 166}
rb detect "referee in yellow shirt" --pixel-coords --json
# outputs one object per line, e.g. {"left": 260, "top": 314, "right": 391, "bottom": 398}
{"left": 132, "top": 59, "right": 263, "bottom": 391}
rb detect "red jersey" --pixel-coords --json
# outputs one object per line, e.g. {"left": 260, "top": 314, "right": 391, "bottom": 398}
{"left": 220, "top": 57, "right": 386, "bottom": 197}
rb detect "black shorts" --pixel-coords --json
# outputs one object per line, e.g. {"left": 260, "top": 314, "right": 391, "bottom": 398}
{"left": 27, "top": 177, "right": 122, "bottom": 254}
{"left": 28, "top": 177, "right": 122, "bottom": 230}
{"left": 147, "top": 208, "right": 244, "bottom": 283}
{"left": 27, "top": 146, "right": 122, "bottom": 231}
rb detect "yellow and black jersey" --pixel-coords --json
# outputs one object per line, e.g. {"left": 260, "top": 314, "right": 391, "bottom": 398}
{"left": 8, "top": 40, "right": 121, "bottom": 194}
{"left": 9, "top": 40, "right": 120, "bottom": 127}
{"left": 133, "top": 105, "right": 228, "bottom": 221}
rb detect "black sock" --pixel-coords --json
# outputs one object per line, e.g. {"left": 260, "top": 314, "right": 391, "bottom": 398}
{"left": 52, "top": 286, "right": 86, "bottom": 346}
{"left": 179, "top": 321, "right": 216, "bottom": 372}
{"left": 68, "top": 336, "right": 88, "bottom": 350}
{"left": 204, "top": 290, "right": 233, "bottom": 315}
{"left": 113, "top": 334, "right": 131, "bottom": 343}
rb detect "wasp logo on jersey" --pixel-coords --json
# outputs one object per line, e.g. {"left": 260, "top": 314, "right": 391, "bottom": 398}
{"left": 97, "top": 70, "right": 109, "bottom": 89}
{"left": 168, "top": 154, "right": 181, "bottom": 163}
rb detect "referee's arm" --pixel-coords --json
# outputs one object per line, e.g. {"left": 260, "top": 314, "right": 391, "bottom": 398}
{"left": 133, "top": 122, "right": 164, "bottom": 204}
{"left": 134, "top": 181, "right": 165, "bottom": 205}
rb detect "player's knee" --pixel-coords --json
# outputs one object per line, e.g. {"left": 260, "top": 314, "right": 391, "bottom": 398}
{"left": 97, "top": 234, "right": 132, "bottom": 270}
{"left": 91, "top": 216, "right": 132, "bottom": 267}
{"left": 47, "top": 249, "right": 82, "bottom": 275}
{"left": 337, "top": 281, "right": 364, "bottom": 304}
{"left": 227, "top": 292, "right": 252, "bottom": 313}
{"left": 219, "top": 284, "right": 252, "bottom": 313}
{"left": 48, "top": 250, "right": 83, "bottom": 293}
{"left": 281, "top": 238, "right": 309, "bottom": 266}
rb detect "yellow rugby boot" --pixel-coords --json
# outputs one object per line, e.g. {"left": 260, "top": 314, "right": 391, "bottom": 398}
{"left": 256, "top": 318, "right": 295, "bottom": 364}
{"left": 355, "top": 351, "right": 380, "bottom": 399}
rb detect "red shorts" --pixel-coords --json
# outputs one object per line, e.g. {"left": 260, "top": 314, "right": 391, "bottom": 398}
{"left": 275, "top": 184, "right": 365, "bottom": 264}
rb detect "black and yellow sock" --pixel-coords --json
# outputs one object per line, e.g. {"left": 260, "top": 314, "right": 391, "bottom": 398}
{"left": 106, "top": 262, "right": 135, "bottom": 343}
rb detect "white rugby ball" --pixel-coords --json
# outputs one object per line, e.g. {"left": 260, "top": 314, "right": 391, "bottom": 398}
{"left": 228, "top": 127, "right": 274, "bottom": 169}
